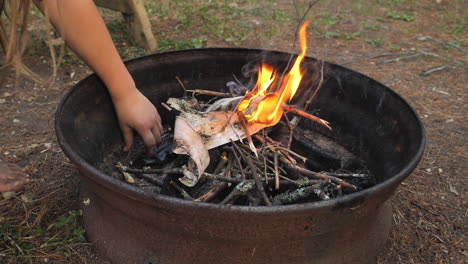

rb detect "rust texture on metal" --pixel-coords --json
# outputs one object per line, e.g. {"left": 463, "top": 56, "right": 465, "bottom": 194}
{"left": 55, "top": 48, "right": 425, "bottom": 264}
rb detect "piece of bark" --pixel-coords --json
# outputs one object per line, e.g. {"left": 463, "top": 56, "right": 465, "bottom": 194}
{"left": 168, "top": 97, "right": 267, "bottom": 150}
{"left": 173, "top": 117, "right": 210, "bottom": 187}
{"left": 204, "top": 96, "right": 242, "bottom": 112}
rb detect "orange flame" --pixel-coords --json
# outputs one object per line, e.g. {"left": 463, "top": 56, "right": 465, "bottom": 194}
{"left": 238, "top": 21, "right": 311, "bottom": 126}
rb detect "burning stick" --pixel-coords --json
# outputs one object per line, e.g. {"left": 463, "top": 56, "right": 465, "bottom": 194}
{"left": 237, "top": 112, "right": 258, "bottom": 157}
{"left": 282, "top": 105, "right": 331, "bottom": 130}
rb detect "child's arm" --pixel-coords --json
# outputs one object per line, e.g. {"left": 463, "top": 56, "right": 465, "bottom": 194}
{"left": 33, "top": 0, "right": 162, "bottom": 151}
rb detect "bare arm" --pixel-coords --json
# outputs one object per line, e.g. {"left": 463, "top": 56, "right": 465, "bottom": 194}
{"left": 33, "top": 0, "right": 162, "bottom": 151}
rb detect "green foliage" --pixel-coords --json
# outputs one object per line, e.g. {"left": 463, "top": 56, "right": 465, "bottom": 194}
{"left": 387, "top": 42, "right": 401, "bottom": 50}
{"left": 0, "top": 210, "right": 86, "bottom": 261}
{"left": 324, "top": 31, "right": 341, "bottom": 39}
{"left": 364, "top": 36, "right": 384, "bottom": 47}
{"left": 317, "top": 13, "right": 341, "bottom": 26}
{"left": 375, "top": 17, "right": 388, "bottom": 23}
{"left": 352, "top": 2, "right": 375, "bottom": 15}
{"left": 450, "top": 24, "right": 465, "bottom": 35}
{"left": 158, "top": 38, "right": 206, "bottom": 51}
{"left": 118, "top": 46, "right": 147, "bottom": 58}
{"left": 344, "top": 31, "right": 361, "bottom": 40}
{"left": 450, "top": 38, "right": 465, "bottom": 47}
{"left": 387, "top": 12, "right": 414, "bottom": 22}
{"left": 361, "top": 22, "right": 383, "bottom": 30}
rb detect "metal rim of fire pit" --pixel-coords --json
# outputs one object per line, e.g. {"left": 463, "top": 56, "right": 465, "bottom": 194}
{"left": 55, "top": 48, "right": 426, "bottom": 214}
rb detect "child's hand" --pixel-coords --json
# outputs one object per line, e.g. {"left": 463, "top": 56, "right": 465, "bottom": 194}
{"left": 113, "top": 89, "right": 163, "bottom": 152}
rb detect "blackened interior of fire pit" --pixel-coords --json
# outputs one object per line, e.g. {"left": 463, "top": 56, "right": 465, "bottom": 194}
{"left": 96, "top": 57, "right": 378, "bottom": 206}
{"left": 58, "top": 49, "right": 423, "bottom": 208}
{"left": 98, "top": 118, "right": 374, "bottom": 205}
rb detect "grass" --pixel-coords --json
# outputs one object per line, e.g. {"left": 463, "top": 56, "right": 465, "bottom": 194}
{"left": 148, "top": 0, "right": 293, "bottom": 49}
{"left": 364, "top": 36, "right": 384, "bottom": 47}
{"left": 158, "top": 38, "right": 206, "bottom": 51}
{"left": 0, "top": 210, "right": 86, "bottom": 262}
{"left": 386, "top": 11, "right": 414, "bottom": 22}
{"left": 361, "top": 22, "right": 383, "bottom": 30}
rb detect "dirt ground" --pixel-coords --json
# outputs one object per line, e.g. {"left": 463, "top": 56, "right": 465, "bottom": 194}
{"left": 1, "top": 1, "right": 466, "bottom": 263}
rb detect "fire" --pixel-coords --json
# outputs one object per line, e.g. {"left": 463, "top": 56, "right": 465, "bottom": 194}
{"left": 238, "top": 21, "right": 311, "bottom": 126}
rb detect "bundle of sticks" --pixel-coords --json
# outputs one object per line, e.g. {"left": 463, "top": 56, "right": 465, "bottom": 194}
{"left": 116, "top": 100, "right": 373, "bottom": 206}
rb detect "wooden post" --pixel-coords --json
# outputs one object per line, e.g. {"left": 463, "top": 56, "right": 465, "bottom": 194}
{"left": 94, "top": 0, "right": 157, "bottom": 52}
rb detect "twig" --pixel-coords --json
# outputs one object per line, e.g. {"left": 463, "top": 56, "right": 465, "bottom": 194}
{"left": 264, "top": 136, "right": 297, "bottom": 164}
{"left": 120, "top": 166, "right": 183, "bottom": 175}
{"left": 161, "top": 102, "right": 172, "bottom": 111}
{"left": 253, "top": 134, "right": 297, "bottom": 165}
{"left": 268, "top": 154, "right": 357, "bottom": 191}
{"left": 245, "top": 153, "right": 272, "bottom": 206}
{"left": 236, "top": 112, "right": 258, "bottom": 157}
{"left": 3, "top": 233, "right": 24, "bottom": 255}
{"left": 274, "top": 152, "right": 280, "bottom": 190}
{"left": 121, "top": 166, "right": 248, "bottom": 186}
{"left": 116, "top": 162, "right": 135, "bottom": 183}
{"left": 213, "top": 153, "right": 228, "bottom": 175}
{"left": 275, "top": 146, "right": 307, "bottom": 163}
{"left": 237, "top": 141, "right": 287, "bottom": 175}
{"left": 170, "top": 181, "right": 193, "bottom": 200}
{"left": 377, "top": 53, "right": 422, "bottom": 64}
{"left": 263, "top": 149, "right": 268, "bottom": 184}
{"left": 195, "top": 155, "right": 231, "bottom": 202}
{"left": 326, "top": 172, "right": 369, "bottom": 178}
{"left": 286, "top": 165, "right": 357, "bottom": 191}
{"left": 282, "top": 105, "right": 331, "bottom": 130}
{"left": 272, "top": 183, "right": 328, "bottom": 205}
{"left": 279, "top": 0, "right": 318, "bottom": 87}
{"left": 229, "top": 146, "right": 246, "bottom": 181}
{"left": 304, "top": 59, "right": 325, "bottom": 110}
{"left": 186, "top": 89, "right": 231, "bottom": 98}
{"left": 133, "top": 173, "right": 165, "bottom": 186}
{"left": 420, "top": 65, "right": 462, "bottom": 76}
{"left": 203, "top": 173, "right": 239, "bottom": 184}
{"left": 175, "top": 76, "right": 186, "bottom": 93}
{"left": 220, "top": 181, "right": 255, "bottom": 205}
{"left": 209, "top": 172, "right": 299, "bottom": 187}
{"left": 377, "top": 51, "right": 466, "bottom": 65}
{"left": 194, "top": 181, "right": 228, "bottom": 202}
{"left": 417, "top": 35, "right": 468, "bottom": 54}
{"left": 370, "top": 52, "right": 416, "bottom": 59}
{"left": 282, "top": 112, "right": 294, "bottom": 149}
{"left": 233, "top": 142, "right": 272, "bottom": 206}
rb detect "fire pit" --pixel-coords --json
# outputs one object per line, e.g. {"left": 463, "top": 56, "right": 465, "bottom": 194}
{"left": 55, "top": 48, "right": 425, "bottom": 264}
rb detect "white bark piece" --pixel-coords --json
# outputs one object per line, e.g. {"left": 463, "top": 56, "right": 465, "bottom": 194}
{"left": 169, "top": 98, "right": 267, "bottom": 150}
{"left": 173, "top": 116, "right": 210, "bottom": 186}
